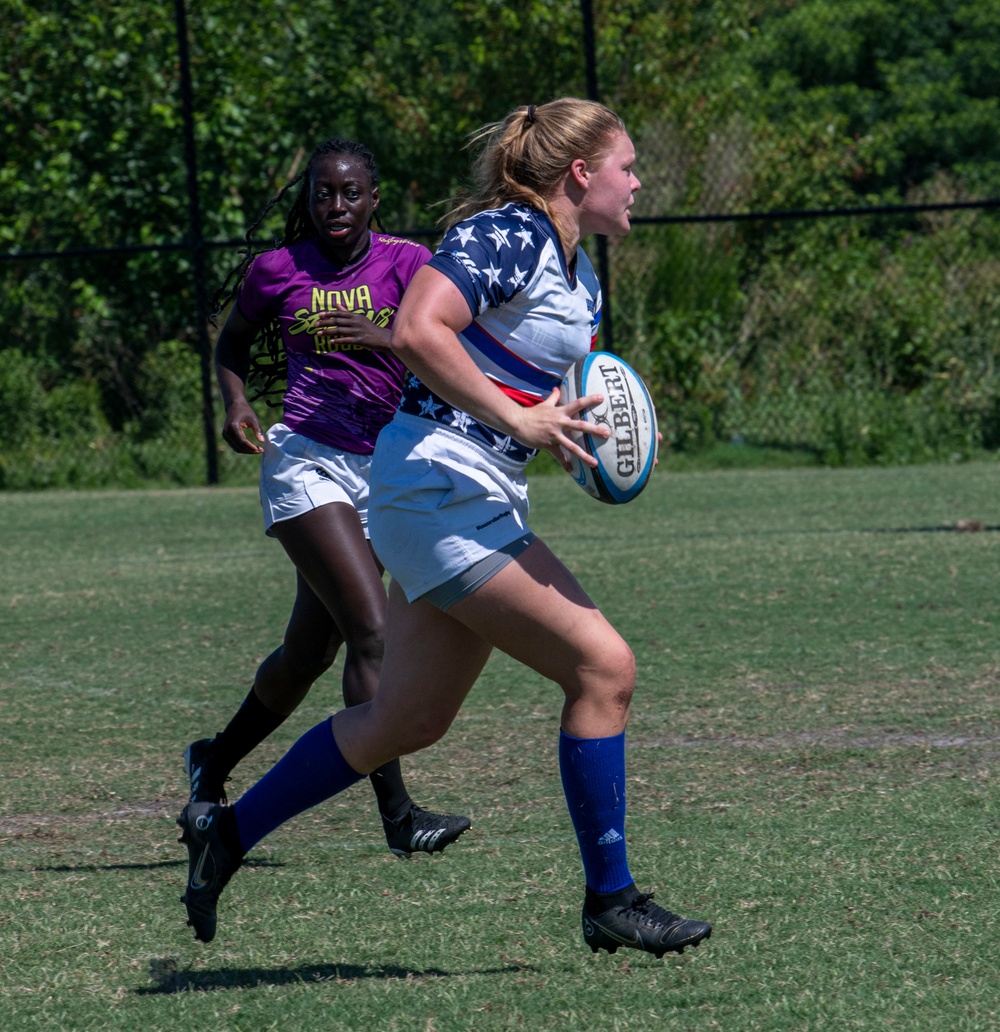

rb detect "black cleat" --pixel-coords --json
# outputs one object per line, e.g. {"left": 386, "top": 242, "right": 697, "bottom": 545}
{"left": 381, "top": 804, "right": 471, "bottom": 859}
{"left": 184, "top": 738, "right": 229, "bottom": 805}
{"left": 177, "top": 802, "right": 242, "bottom": 943}
{"left": 583, "top": 892, "right": 712, "bottom": 958}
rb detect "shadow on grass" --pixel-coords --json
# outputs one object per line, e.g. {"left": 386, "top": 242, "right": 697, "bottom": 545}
{"left": 876, "top": 523, "right": 1000, "bottom": 533}
{"left": 33, "top": 857, "right": 282, "bottom": 874}
{"left": 139, "top": 958, "right": 532, "bottom": 994}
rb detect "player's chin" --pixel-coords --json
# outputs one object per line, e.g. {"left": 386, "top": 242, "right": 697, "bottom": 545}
{"left": 612, "top": 212, "right": 633, "bottom": 237}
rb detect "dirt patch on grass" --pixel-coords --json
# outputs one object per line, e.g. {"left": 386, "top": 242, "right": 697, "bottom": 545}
{"left": 0, "top": 799, "right": 176, "bottom": 836}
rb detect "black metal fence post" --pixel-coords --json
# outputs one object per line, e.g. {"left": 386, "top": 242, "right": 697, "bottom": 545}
{"left": 174, "top": 0, "right": 218, "bottom": 485}
{"left": 580, "top": 0, "right": 615, "bottom": 353}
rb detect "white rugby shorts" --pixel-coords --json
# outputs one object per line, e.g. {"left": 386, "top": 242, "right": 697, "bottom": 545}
{"left": 259, "top": 423, "right": 373, "bottom": 537}
{"left": 368, "top": 412, "right": 532, "bottom": 602}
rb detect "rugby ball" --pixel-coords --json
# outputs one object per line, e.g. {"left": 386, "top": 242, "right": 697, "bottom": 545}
{"left": 559, "top": 352, "right": 658, "bottom": 504}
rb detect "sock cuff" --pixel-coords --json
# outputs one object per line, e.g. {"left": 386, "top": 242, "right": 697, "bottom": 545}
{"left": 316, "top": 716, "right": 364, "bottom": 778}
{"left": 233, "top": 716, "right": 363, "bottom": 853}
{"left": 559, "top": 729, "right": 627, "bottom": 773}
{"left": 559, "top": 728, "right": 626, "bottom": 745}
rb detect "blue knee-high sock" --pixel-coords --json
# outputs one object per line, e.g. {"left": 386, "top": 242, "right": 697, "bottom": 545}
{"left": 233, "top": 717, "right": 364, "bottom": 853}
{"left": 559, "top": 729, "right": 634, "bottom": 895}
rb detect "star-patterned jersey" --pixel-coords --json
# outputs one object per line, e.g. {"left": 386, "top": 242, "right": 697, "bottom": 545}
{"left": 397, "top": 202, "right": 601, "bottom": 464}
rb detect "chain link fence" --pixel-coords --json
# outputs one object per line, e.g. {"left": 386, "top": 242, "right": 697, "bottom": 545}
{"left": 605, "top": 122, "right": 1000, "bottom": 465}
{"left": 4, "top": 1, "right": 999, "bottom": 486}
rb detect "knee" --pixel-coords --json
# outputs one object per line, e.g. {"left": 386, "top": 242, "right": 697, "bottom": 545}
{"left": 604, "top": 639, "right": 636, "bottom": 707}
{"left": 400, "top": 714, "right": 451, "bottom": 754}
{"left": 593, "top": 632, "right": 635, "bottom": 685}
{"left": 343, "top": 615, "right": 386, "bottom": 663}
{"left": 374, "top": 707, "right": 452, "bottom": 757}
{"left": 267, "top": 640, "right": 335, "bottom": 687}
{"left": 573, "top": 636, "right": 636, "bottom": 709}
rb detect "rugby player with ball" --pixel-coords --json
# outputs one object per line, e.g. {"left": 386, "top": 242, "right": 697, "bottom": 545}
{"left": 178, "top": 98, "right": 712, "bottom": 960}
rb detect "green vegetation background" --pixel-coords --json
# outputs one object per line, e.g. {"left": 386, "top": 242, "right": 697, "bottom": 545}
{"left": 3, "top": 0, "right": 1000, "bottom": 488}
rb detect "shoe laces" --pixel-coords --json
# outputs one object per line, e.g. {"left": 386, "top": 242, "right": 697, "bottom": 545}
{"left": 621, "top": 893, "right": 678, "bottom": 929}
{"left": 382, "top": 804, "right": 415, "bottom": 829}
{"left": 191, "top": 767, "right": 230, "bottom": 805}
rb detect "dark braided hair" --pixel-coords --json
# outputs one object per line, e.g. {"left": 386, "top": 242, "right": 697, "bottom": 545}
{"left": 212, "top": 138, "right": 385, "bottom": 406}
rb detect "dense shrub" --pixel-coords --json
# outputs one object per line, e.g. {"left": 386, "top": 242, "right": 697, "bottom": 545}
{"left": 3, "top": 1, "right": 999, "bottom": 486}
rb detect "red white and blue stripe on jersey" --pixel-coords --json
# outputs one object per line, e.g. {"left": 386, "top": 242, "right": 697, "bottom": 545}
{"left": 398, "top": 203, "right": 602, "bottom": 463}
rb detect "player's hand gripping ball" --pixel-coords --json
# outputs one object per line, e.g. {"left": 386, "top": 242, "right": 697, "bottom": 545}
{"left": 560, "top": 352, "right": 658, "bottom": 504}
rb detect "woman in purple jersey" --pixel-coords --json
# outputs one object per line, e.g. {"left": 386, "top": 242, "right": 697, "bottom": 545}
{"left": 178, "top": 104, "right": 712, "bottom": 958}
{"left": 180, "top": 138, "right": 469, "bottom": 884}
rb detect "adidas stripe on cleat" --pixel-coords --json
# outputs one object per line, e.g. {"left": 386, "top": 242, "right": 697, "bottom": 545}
{"left": 184, "top": 738, "right": 229, "bottom": 805}
{"left": 381, "top": 804, "right": 472, "bottom": 859}
{"left": 582, "top": 892, "right": 712, "bottom": 959}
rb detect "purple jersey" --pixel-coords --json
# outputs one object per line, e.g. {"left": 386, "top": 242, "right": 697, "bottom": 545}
{"left": 238, "top": 233, "right": 431, "bottom": 452}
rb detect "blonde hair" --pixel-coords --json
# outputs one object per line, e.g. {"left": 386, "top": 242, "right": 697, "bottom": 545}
{"left": 443, "top": 98, "right": 626, "bottom": 240}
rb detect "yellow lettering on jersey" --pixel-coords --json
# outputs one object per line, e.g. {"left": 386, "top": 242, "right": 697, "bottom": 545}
{"left": 294, "top": 284, "right": 388, "bottom": 352}
{"left": 290, "top": 308, "right": 316, "bottom": 335}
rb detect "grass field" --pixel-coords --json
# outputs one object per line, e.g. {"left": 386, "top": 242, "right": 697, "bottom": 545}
{"left": 1, "top": 462, "right": 998, "bottom": 1031}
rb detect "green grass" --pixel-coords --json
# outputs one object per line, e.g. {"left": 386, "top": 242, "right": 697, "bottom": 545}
{"left": 1, "top": 463, "right": 998, "bottom": 1030}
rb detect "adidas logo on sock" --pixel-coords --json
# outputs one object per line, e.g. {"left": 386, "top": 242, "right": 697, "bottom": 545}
{"left": 598, "top": 828, "right": 623, "bottom": 845}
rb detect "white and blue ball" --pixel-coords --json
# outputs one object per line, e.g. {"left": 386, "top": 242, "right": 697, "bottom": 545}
{"left": 559, "top": 352, "right": 658, "bottom": 504}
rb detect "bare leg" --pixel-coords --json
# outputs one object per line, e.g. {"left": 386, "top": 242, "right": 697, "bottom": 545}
{"left": 201, "top": 502, "right": 374, "bottom": 778}
{"left": 251, "top": 571, "right": 342, "bottom": 716}
{"left": 197, "top": 502, "right": 469, "bottom": 853}
{"left": 183, "top": 540, "right": 710, "bottom": 952}
{"left": 270, "top": 502, "right": 386, "bottom": 712}
{"left": 332, "top": 539, "right": 633, "bottom": 772}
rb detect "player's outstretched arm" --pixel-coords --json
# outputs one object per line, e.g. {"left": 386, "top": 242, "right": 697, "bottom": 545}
{"left": 392, "top": 265, "right": 608, "bottom": 465}
{"left": 215, "top": 306, "right": 265, "bottom": 454}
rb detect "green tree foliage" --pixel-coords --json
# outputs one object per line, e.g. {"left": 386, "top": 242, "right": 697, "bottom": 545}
{"left": 614, "top": 0, "right": 1000, "bottom": 461}
{"left": 744, "top": 0, "right": 1000, "bottom": 198}
{"left": 1, "top": 0, "right": 998, "bottom": 485}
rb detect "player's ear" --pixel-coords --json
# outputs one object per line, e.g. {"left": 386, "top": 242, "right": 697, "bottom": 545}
{"left": 371, "top": 186, "right": 380, "bottom": 209}
{"left": 569, "top": 159, "right": 589, "bottom": 190}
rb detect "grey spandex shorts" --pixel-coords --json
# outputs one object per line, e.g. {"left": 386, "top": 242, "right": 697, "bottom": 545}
{"left": 421, "top": 532, "right": 536, "bottom": 611}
